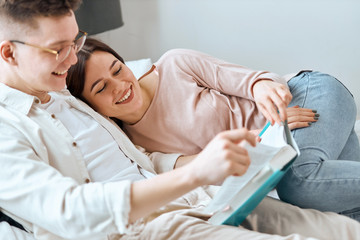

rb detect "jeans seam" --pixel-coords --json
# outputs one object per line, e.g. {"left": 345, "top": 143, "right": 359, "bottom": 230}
{"left": 290, "top": 164, "right": 360, "bottom": 182}
{"left": 290, "top": 73, "right": 310, "bottom": 140}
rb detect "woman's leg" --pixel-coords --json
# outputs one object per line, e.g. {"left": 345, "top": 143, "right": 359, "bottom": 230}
{"left": 276, "top": 71, "right": 360, "bottom": 221}
{"left": 338, "top": 127, "right": 360, "bottom": 160}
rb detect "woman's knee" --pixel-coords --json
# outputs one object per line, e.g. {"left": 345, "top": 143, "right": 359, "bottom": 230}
{"left": 290, "top": 71, "right": 356, "bottom": 115}
{"left": 307, "top": 72, "right": 354, "bottom": 100}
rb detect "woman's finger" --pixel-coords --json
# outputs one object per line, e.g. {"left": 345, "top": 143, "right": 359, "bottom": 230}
{"left": 288, "top": 115, "right": 318, "bottom": 123}
{"left": 269, "top": 92, "right": 288, "bottom": 123}
{"left": 287, "top": 107, "right": 317, "bottom": 117}
{"left": 288, "top": 121, "right": 312, "bottom": 130}
{"left": 257, "top": 102, "right": 275, "bottom": 125}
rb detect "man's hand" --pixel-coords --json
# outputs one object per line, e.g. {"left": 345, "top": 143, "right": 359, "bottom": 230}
{"left": 129, "top": 129, "right": 256, "bottom": 222}
{"left": 185, "top": 128, "right": 257, "bottom": 186}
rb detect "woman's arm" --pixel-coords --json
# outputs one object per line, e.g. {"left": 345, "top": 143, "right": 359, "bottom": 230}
{"left": 129, "top": 128, "right": 256, "bottom": 222}
{"left": 157, "top": 49, "right": 287, "bottom": 101}
{"left": 157, "top": 49, "right": 292, "bottom": 125}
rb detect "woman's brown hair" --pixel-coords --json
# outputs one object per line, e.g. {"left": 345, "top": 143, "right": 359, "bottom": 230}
{"left": 66, "top": 37, "right": 125, "bottom": 105}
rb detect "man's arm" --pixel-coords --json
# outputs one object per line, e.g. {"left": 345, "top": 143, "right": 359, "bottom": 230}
{"left": 129, "top": 129, "right": 256, "bottom": 222}
{"left": 174, "top": 155, "right": 197, "bottom": 168}
{"left": 0, "top": 222, "right": 35, "bottom": 240}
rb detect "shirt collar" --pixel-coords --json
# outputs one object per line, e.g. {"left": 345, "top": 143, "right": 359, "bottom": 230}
{"left": 0, "top": 83, "right": 38, "bottom": 115}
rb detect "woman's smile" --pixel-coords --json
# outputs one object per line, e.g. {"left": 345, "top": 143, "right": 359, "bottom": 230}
{"left": 115, "top": 85, "right": 134, "bottom": 104}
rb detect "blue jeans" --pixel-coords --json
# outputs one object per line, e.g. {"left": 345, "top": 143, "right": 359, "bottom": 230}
{"left": 276, "top": 71, "right": 360, "bottom": 221}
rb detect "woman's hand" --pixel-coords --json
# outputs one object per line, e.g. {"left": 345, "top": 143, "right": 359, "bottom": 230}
{"left": 287, "top": 105, "right": 319, "bottom": 130}
{"left": 252, "top": 80, "right": 292, "bottom": 125}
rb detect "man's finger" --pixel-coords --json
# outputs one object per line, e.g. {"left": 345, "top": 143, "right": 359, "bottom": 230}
{"left": 219, "top": 128, "right": 257, "bottom": 147}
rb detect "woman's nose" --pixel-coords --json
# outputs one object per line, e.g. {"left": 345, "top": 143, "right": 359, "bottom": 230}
{"left": 112, "top": 82, "right": 124, "bottom": 94}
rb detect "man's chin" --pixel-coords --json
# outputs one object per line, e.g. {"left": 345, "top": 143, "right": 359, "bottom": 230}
{"left": 48, "top": 82, "right": 67, "bottom": 92}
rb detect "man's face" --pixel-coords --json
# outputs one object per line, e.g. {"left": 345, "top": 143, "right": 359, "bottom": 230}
{"left": 12, "top": 11, "right": 79, "bottom": 97}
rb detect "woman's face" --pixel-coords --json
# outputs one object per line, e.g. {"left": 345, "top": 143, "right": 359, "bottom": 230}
{"left": 82, "top": 51, "right": 143, "bottom": 119}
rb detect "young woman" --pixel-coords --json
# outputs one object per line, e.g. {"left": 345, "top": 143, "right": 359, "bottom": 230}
{"left": 67, "top": 38, "right": 360, "bottom": 222}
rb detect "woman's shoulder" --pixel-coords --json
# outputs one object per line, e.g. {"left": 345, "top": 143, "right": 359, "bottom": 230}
{"left": 156, "top": 48, "right": 208, "bottom": 66}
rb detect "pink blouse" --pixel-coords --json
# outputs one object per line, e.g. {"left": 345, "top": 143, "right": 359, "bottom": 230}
{"left": 123, "top": 49, "right": 288, "bottom": 155}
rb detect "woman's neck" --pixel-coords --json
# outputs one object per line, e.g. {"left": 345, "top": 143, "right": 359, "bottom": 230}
{"left": 124, "top": 68, "right": 159, "bottom": 125}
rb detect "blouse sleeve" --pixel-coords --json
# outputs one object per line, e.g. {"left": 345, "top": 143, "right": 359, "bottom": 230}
{"left": 155, "top": 49, "right": 288, "bottom": 101}
{"left": 135, "top": 145, "right": 181, "bottom": 173}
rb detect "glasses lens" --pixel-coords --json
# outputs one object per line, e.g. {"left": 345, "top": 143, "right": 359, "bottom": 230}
{"left": 74, "top": 33, "right": 86, "bottom": 53}
{"left": 55, "top": 32, "right": 87, "bottom": 62}
{"left": 57, "top": 45, "right": 72, "bottom": 62}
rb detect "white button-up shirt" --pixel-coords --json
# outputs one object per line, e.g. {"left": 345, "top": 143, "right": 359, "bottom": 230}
{"left": 0, "top": 83, "right": 180, "bottom": 240}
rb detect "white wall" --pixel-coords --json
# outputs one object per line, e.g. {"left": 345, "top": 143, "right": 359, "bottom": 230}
{"left": 96, "top": 0, "right": 360, "bottom": 115}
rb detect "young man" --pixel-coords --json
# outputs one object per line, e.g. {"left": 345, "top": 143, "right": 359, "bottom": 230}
{"left": 0, "top": 1, "right": 359, "bottom": 240}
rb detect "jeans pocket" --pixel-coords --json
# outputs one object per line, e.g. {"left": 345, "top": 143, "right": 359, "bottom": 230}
{"left": 292, "top": 161, "right": 322, "bottom": 179}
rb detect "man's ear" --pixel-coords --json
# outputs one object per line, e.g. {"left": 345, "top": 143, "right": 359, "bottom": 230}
{"left": 0, "top": 41, "right": 17, "bottom": 65}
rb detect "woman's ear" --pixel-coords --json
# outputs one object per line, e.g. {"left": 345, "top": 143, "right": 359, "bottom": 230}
{"left": 0, "top": 41, "right": 17, "bottom": 65}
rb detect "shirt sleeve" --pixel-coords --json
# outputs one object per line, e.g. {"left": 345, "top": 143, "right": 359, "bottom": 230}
{"left": 155, "top": 49, "right": 288, "bottom": 101}
{"left": 0, "top": 125, "right": 133, "bottom": 239}
{"left": 0, "top": 222, "right": 35, "bottom": 240}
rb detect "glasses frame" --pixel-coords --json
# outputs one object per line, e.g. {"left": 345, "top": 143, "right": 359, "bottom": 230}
{"left": 10, "top": 30, "right": 87, "bottom": 61}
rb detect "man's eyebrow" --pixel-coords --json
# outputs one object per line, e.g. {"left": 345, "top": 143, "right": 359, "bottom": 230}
{"left": 90, "top": 78, "right": 103, "bottom": 92}
{"left": 45, "top": 39, "right": 73, "bottom": 48}
{"left": 47, "top": 32, "right": 79, "bottom": 47}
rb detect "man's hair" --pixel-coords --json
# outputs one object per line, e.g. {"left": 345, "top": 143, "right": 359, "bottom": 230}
{"left": 0, "top": 0, "right": 81, "bottom": 25}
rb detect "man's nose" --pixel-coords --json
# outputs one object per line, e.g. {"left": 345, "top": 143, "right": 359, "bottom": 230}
{"left": 64, "top": 47, "right": 78, "bottom": 65}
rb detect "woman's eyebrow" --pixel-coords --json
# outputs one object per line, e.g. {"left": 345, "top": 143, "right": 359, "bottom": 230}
{"left": 90, "top": 78, "right": 103, "bottom": 92}
{"left": 110, "top": 59, "right": 118, "bottom": 70}
{"left": 90, "top": 59, "right": 118, "bottom": 92}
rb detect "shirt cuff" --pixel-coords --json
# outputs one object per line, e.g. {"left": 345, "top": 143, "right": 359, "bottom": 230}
{"left": 103, "top": 180, "right": 132, "bottom": 234}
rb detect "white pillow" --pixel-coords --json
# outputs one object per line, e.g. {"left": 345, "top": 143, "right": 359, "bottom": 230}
{"left": 355, "top": 120, "right": 360, "bottom": 140}
{"left": 125, "top": 58, "right": 153, "bottom": 80}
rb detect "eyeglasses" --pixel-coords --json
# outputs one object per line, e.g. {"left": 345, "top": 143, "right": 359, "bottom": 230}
{"left": 10, "top": 30, "right": 87, "bottom": 62}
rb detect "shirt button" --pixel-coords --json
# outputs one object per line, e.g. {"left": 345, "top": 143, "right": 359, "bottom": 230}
{"left": 72, "top": 142, "right": 77, "bottom": 147}
{"left": 85, "top": 178, "right": 90, "bottom": 183}
{"left": 51, "top": 114, "right": 56, "bottom": 118}
{"left": 34, "top": 99, "right": 40, "bottom": 104}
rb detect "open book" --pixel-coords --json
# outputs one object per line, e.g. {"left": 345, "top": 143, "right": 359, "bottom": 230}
{"left": 204, "top": 121, "right": 299, "bottom": 226}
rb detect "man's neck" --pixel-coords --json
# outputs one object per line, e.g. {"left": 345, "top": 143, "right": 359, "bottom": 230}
{"left": 0, "top": 77, "right": 51, "bottom": 103}
{"left": 38, "top": 92, "right": 51, "bottom": 103}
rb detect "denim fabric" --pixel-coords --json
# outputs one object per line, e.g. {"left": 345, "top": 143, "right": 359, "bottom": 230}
{"left": 276, "top": 71, "right": 360, "bottom": 221}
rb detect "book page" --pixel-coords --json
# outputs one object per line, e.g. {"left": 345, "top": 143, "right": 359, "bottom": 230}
{"left": 260, "top": 123, "right": 287, "bottom": 147}
{"left": 261, "top": 122, "right": 300, "bottom": 154}
{"left": 204, "top": 122, "right": 296, "bottom": 214}
{"left": 204, "top": 143, "right": 281, "bottom": 214}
